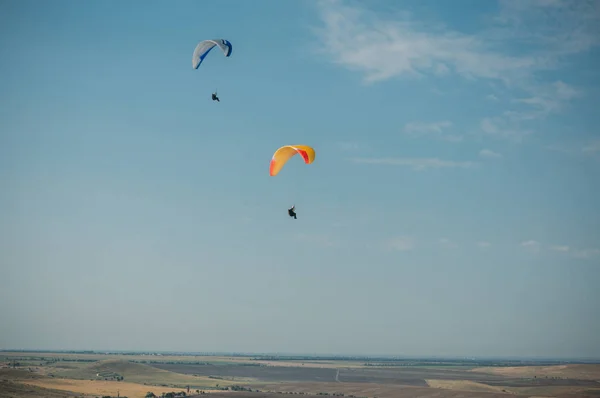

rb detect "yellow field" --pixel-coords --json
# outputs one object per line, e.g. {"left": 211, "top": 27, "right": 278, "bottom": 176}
{"left": 471, "top": 364, "right": 600, "bottom": 380}
{"left": 4, "top": 352, "right": 600, "bottom": 398}
{"left": 509, "top": 385, "right": 600, "bottom": 397}
{"left": 21, "top": 378, "right": 192, "bottom": 398}
{"left": 256, "top": 381, "right": 511, "bottom": 398}
{"left": 426, "top": 379, "right": 515, "bottom": 394}
{"left": 55, "top": 359, "right": 247, "bottom": 388}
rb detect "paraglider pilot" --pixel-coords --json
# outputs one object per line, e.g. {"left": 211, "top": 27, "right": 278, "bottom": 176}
{"left": 212, "top": 92, "right": 220, "bottom": 102}
{"left": 288, "top": 205, "right": 297, "bottom": 219}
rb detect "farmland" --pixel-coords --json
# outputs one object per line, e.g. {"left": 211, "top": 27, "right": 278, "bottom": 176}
{"left": 1, "top": 351, "right": 600, "bottom": 398}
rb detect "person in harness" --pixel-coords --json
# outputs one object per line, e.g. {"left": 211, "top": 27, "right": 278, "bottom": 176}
{"left": 212, "top": 92, "right": 220, "bottom": 102}
{"left": 288, "top": 205, "right": 297, "bottom": 219}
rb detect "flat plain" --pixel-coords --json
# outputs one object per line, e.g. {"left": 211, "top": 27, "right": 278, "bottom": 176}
{"left": 2, "top": 351, "right": 599, "bottom": 398}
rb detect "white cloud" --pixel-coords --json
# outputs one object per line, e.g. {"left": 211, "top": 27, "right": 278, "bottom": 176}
{"left": 313, "top": 0, "right": 598, "bottom": 143}
{"left": 479, "top": 149, "right": 502, "bottom": 159}
{"left": 544, "top": 140, "right": 600, "bottom": 157}
{"left": 493, "top": 0, "right": 600, "bottom": 57}
{"left": 404, "top": 121, "right": 452, "bottom": 134}
{"left": 403, "top": 121, "right": 462, "bottom": 142}
{"left": 544, "top": 143, "right": 577, "bottom": 154}
{"left": 314, "top": 0, "right": 539, "bottom": 84}
{"left": 351, "top": 157, "right": 476, "bottom": 171}
{"left": 386, "top": 236, "right": 415, "bottom": 251}
{"left": 435, "top": 63, "right": 450, "bottom": 76}
{"left": 477, "top": 241, "right": 491, "bottom": 248}
{"left": 480, "top": 117, "right": 533, "bottom": 142}
{"left": 510, "top": 81, "right": 581, "bottom": 120}
{"left": 314, "top": 0, "right": 599, "bottom": 82}
{"left": 518, "top": 242, "right": 599, "bottom": 259}
{"left": 572, "top": 248, "right": 600, "bottom": 259}
{"left": 521, "top": 240, "right": 541, "bottom": 253}
{"left": 439, "top": 237, "right": 458, "bottom": 249}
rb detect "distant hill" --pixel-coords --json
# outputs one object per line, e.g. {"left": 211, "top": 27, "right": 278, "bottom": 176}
{"left": 471, "top": 364, "right": 600, "bottom": 381}
{"left": 0, "top": 380, "right": 80, "bottom": 398}
{"left": 0, "top": 369, "right": 44, "bottom": 381}
{"left": 56, "top": 359, "right": 239, "bottom": 388}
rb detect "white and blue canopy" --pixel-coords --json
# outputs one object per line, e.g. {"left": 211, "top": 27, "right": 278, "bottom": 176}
{"left": 192, "top": 39, "right": 232, "bottom": 69}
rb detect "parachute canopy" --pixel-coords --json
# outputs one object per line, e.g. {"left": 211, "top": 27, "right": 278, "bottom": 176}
{"left": 269, "top": 145, "right": 316, "bottom": 177}
{"left": 192, "top": 39, "right": 232, "bottom": 69}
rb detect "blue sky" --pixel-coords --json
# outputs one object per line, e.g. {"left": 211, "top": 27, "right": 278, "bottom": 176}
{"left": 1, "top": 0, "right": 599, "bottom": 359}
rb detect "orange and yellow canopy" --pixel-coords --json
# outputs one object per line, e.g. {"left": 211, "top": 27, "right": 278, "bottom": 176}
{"left": 269, "top": 145, "right": 316, "bottom": 176}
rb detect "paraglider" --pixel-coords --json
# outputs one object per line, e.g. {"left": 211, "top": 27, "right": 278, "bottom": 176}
{"left": 269, "top": 145, "right": 316, "bottom": 177}
{"left": 288, "top": 205, "right": 297, "bottom": 219}
{"left": 269, "top": 145, "right": 316, "bottom": 219}
{"left": 192, "top": 39, "right": 232, "bottom": 69}
{"left": 192, "top": 39, "right": 232, "bottom": 101}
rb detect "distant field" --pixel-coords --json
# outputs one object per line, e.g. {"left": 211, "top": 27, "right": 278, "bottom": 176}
{"left": 3, "top": 352, "right": 600, "bottom": 398}
{"left": 187, "top": 393, "right": 343, "bottom": 398}
{"left": 254, "top": 381, "right": 514, "bottom": 398}
{"left": 150, "top": 362, "right": 538, "bottom": 386}
{"left": 338, "top": 366, "right": 511, "bottom": 385}
{"left": 249, "top": 360, "right": 366, "bottom": 369}
{"left": 426, "top": 379, "right": 514, "bottom": 394}
{"left": 20, "top": 378, "right": 191, "bottom": 398}
{"left": 509, "top": 385, "right": 600, "bottom": 398}
{"left": 0, "top": 380, "right": 80, "bottom": 398}
{"left": 0, "top": 369, "right": 45, "bottom": 381}
{"left": 152, "top": 363, "right": 338, "bottom": 382}
{"left": 54, "top": 359, "right": 247, "bottom": 388}
{"left": 0, "top": 351, "right": 250, "bottom": 365}
{"left": 472, "top": 364, "right": 600, "bottom": 381}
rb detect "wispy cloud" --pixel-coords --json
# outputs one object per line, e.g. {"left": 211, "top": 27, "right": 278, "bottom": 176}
{"left": 493, "top": 0, "right": 600, "bottom": 57}
{"left": 314, "top": 0, "right": 538, "bottom": 84}
{"left": 313, "top": 0, "right": 598, "bottom": 143}
{"left": 572, "top": 248, "right": 600, "bottom": 259}
{"left": 582, "top": 140, "right": 600, "bottom": 154}
{"left": 551, "top": 245, "right": 600, "bottom": 259}
{"left": 544, "top": 143, "right": 578, "bottom": 155}
{"left": 403, "top": 121, "right": 462, "bottom": 142}
{"left": 439, "top": 237, "right": 458, "bottom": 249}
{"left": 386, "top": 236, "right": 415, "bottom": 251}
{"left": 481, "top": 0, "right": 597, "bottom": 140}
{"left": 351, "top": 157, "right": 476, "bottom": 171}
{"left": 479, "top": 149, "right": 502, "bottom": 159}
{"left": 479, "top": 80, "right": 581, "bottom": 143}
{"left": 314, "top": 0, "right": 599, "bottom": 82}
{"left": 480, "top": 117, "right": 533, "bottom": 142}
{"left": 521, "top": 240, "right": 541, "bottom": 253}
{"left": 544, "top": 139, "right": 600, "bottom": 157}
{"left": 477, "top": 241, "right": 492, "bottom": 248}
{"left": 520, "top": 241, "right": 599, "bottom": 259}
{"left": 404, "top": 121, "right": 452, "bottom": 134}
{"left": 549, "top": 245, "right": 570, "bottom": 252}
{"left": 508, "top": 81, "right": 581, "bottom": 121}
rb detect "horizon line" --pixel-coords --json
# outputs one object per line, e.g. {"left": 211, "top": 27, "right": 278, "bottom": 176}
{"left": 2, "top": 348, "right": 599, "bottom": 363}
